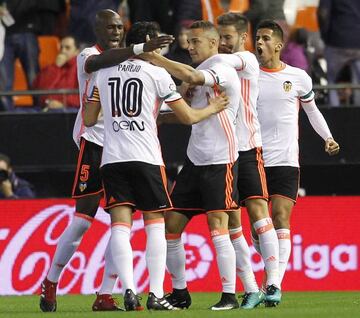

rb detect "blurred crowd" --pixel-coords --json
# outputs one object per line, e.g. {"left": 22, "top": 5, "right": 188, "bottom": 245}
{"left": 0, "top": 0, "right": 359, "bottom": 112}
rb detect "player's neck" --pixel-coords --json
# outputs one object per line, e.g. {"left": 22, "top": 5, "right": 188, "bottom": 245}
{"left": 261, "top": 58, "right": 282, "bottom": 70}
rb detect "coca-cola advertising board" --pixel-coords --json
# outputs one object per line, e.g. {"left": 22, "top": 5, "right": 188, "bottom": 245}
{"left": 0, "top": 197, "right": 359, "bottom": 295}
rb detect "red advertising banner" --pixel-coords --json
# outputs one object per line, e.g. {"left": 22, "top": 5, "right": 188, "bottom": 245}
{"left": 0, "top": 197, "right": 359, "bottom": 295}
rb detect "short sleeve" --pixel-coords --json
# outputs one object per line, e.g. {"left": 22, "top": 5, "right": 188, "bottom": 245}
{"left": 87, "top": 86, "right": 100, "bottom": 103}
{"left": 77, "top": 48, "right": 96, "bottom": 74}
{"left": 155, "top": 70, "right": 182, "bottom": 103}
{"left": 201, "top": 63, "right": 234, "bottom": 89}
{"left": 298, "top": 70, "right": 315, "bottom": 103}
{"left": 209, "top": 53, "right": 245, "bottom": 71}
{"left": 86, "top": 72, "right": 99, "bottom": 102}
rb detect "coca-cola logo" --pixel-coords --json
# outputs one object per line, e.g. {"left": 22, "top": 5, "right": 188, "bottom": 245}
{"left": 0, "top": 204, "right": 214, "bottom": 295}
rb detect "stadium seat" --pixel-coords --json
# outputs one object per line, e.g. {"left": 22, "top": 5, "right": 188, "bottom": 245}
{"left": 294, "top": 6, "right": 319, "bottom": 32}
{"left": 201, "top": 0, "right": 224, "bottom": 24}
{"left": 13, "top": 36, "right": 60, "bottom": 107}
{"left": 38, "top": 35, "right": 60, "bottom": 69}
{"left": 229, "top": 0, "right": 249, "bottom": 13}
{"left": 13, "top": 59, "right": 33, "bottom": 106}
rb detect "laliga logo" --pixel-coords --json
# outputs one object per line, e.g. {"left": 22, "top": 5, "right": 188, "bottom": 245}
{"left": 182, "top": 232, "right": 214, "bottom": 281}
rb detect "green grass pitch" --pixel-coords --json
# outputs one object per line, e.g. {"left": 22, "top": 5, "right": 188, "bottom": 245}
{"left": 1, "top": 292, "right": 359, "bottom": 318}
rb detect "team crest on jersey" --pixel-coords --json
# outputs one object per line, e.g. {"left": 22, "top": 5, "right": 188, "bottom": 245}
{"left": 79, "top": 182, "right": 87, "bottom": 192}
{"left": 283, "top": 81, "right": 292, "bottom": 92}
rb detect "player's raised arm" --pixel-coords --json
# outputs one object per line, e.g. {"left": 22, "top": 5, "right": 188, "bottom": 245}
{"left": 167, "top": 92, "right": 229, "bottom": 125}
{"left": 142, "top": 52, "right": 205, "bottom": 85}
{"left": 86, "top": 35, "right": 174, "bottom": 73}
{"left": 84, "top": 10, "right": 174, "bottom": 73}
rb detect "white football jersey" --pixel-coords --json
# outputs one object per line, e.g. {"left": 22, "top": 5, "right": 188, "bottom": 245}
{"left": 257, "top": 63, "right": 315, "bottom": 167}
{"left": 209, "top": 52, "right": 262, "bottom": 151}
{"left": 73, "top": 45, "right": 104, "bottom": 148}
{"left": 88, "top": 58, "right": 182, "bottom": 167}
{"left": 186, "top": 55, "right": 240, "bottom": 165}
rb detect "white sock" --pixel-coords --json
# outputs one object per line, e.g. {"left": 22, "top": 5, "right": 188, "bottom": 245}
{"left": 166, "top": 234, "right": 187, "bottom": 290}
{"left": 145, "top": 220, "right": 166, "bottom": 298}
{"left": 47, "top": 214, "right": 91, "bottom": 282}
{"left": 230, "top": 227, "right": 258, "bottom": 293}
{"left": 98, "top": 241, "right": 118, "bottom": 295}
{"left": 251, "top": 232, "right": 261, "bottom": 255}
{"left": 110, "top": 224, "right": 136, "bottom": 294}
{"left": 211, "top": 230, "right": 236, "bottom": 294}
{"left": 253, "top": 218, "right": 280, "bottom": 288}
{"left": 276, "top": 229, "right": 291, "bottom": 286}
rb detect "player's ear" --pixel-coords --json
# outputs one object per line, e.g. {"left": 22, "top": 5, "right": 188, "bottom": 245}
{"left": 209, "top": 37, "right": 218, "bottom": 48}
{"left": 275, "top": 42, "right": 283, "bottom": 52}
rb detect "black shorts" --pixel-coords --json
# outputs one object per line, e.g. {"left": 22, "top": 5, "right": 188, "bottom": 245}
{"left": 265, "top": 166, "right": 300, "bottom": 203}
{"left": 101, "top": 161, "right": 173, "bottom": 212}
{"left": 170, "top": 157, "right": 239, "bottom": 217}
{"left": 237, "top": 147, "right": 268, "bottom": 205}
{"left": 72, "top": 138, "right": 103, "bottom": 198}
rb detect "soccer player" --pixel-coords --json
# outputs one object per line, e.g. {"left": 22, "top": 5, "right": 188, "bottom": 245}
{"left": 213, "top": 12, "right": 281, "bottom": 309}
{"left": 254, "top": 20, "right": 340, "bottom": 304}
{"left": 83, "top": 21, "right": 229, "bottom": 311}
{"left": 39, "top": 10, "right": 174, "bottom": 312}
{"left": 143, "top": 20, "right": 242, "bottom": 310}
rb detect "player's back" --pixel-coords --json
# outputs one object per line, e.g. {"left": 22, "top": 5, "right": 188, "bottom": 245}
{"left": 257, "top": 63, "right": 314, "bottom": 167}
{"left": 187, "top": 55, "right": 240, "bottom": 165}
{"left": 93, "top": 58, "right": 181, "bottom": 167}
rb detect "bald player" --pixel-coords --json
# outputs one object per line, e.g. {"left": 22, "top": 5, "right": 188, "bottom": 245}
{"left": 39, "top": 10, "right": 173, "bottom": 313}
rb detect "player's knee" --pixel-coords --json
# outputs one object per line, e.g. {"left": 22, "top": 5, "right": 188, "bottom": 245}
{"left": 272, "top": 212, "right": 290, "bottom": 229}
{"left": 246, "top": 198, "right": 269, "bottom": 221}
{"left": 228, "top": 210, "right": 241, "bottom": 229}
{"left": 207, "top": 212, "right": 228, "bottom": 231}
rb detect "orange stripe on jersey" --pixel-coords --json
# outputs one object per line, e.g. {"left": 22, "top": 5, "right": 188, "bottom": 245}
{"left": 213, "top": 85, "right": 236, "bottom": 162}
{"left": 72, "top": 138, "right": 86, "bottom": 195}
{"left": 219, "top": 111, "right": 236, "bottom": 163}
{"left": 144, "top": 218, "right": 165, "bottom": 226}
{"left": 160, "top": 166, "right": 172, "bottom": 205}
{"left": 256, "top": 148, "right": 268, "bottom": 197}
{"left": 241, "top": 78, "right": 256, "bottom": 149}
{"left": 74, "top": 212, "right": 94, "bottom": 223}
{"left": 77, "top": 79, "right": 91, "bottom": 141}
{"left": 153, "top": 97, "right": 161, "bottom": 119}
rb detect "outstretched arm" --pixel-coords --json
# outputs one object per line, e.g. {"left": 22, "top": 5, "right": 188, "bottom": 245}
{"left": 142, "top": 52, "right": 205, "bottom": 85}
{"left": 86, "top": 35, "right": 174, "bottom": 73}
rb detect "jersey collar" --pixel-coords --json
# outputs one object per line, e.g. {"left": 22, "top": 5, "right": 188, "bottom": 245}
{"left": 260, "top": 62, "right": 286, "bottom": 73}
